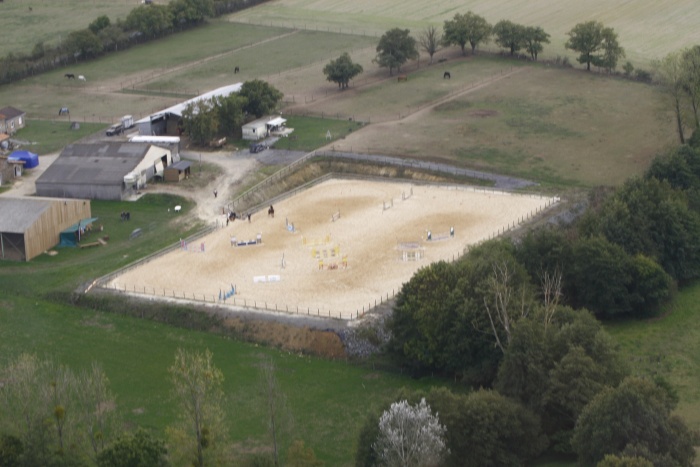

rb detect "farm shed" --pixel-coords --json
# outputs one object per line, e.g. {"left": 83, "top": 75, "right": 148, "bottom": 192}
{"left": 135, "top": 83, "right": 242, "bottom": 136}
{"left": 0, "top": 156, "right": 24, "bottom": 186}
{"left": 0, "top": 106, "right": 26, "bottom": 135}
{"left": 164, "top": 160, "right": 191, "bottom": 182}
{"left": 242, "top": 116, "right": 287, "bottom": 141}
{"left": 35, "top": 142, "right": 172, "bottom": 201}
{"left": 0, "top": 197, "right": 91, "bottom": 261}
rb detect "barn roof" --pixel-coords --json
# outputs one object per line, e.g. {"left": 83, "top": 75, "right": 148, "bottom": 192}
{"left": 168, "top": 160, "right": 191, "bottom": 171}
{"left": 135, "top": 83, "right": 243, "bottom": 124}
{"left": 36, "top": 142, "right": 150, "bottom": 186}
{"left": 0, "top": 197, "right": 52, "bottom": 233}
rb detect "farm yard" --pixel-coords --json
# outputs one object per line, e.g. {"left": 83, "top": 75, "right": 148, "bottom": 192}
{"left": 2, "top": 0, "right": 700, "bottom": 465}
{"left": 109, "top": 179, "right": 557, "bottom": 319}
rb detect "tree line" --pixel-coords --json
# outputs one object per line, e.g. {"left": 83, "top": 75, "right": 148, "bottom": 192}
{"left": 322, "top": 13, "right": 635, "bottom": 88}
{"left": 356, "top": 136, "right": 700, "bottom": 465}
{"left": 0, "top": 0, "right": 271, "bottom": 85}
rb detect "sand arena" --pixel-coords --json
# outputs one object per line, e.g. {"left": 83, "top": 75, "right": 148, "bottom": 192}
{"left": 108, "top": 179, "right": 557, "bottom": 319}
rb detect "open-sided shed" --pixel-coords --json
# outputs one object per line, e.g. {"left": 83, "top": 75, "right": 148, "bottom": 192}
{"left": 164, "top": 160, "right": 191, "bottom": 182}
{"left": 0, "top": 197, "right": 91, "bottom": 261}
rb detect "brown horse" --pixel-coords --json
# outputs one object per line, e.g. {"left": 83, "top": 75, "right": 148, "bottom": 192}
{"left": 268, "top": 205, "right": 274, "bottom": 218}
{"left": 397, "top": 75, "right": 408, "bottom": 82}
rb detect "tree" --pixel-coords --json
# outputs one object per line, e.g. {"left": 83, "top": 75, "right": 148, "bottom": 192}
{"left": 169, "top": 0, "right": 214, "bottom": 28}
{"left": 522, "top": 26, "right": 550, "bottom": 61}
{"left": 89, "top": 15, "right": 111, "bottom": 35}
{"left": 323, "top": 52, "right": 363, "bottom": 89}
{"left": 374, "top": 28, "right": 418, "bottom": 75}
{"left": 598, "top": 454, "right": 654, "bottom": 467}
{"left": 257, "top": 357, "right": 293, "bottom": 467}
{"left": 492, "top": 20, "right": 525, "bottom": 56}
{"left": 0, "top": 433, "right": 23, "bottom": 467}
{"left": 572, "top": 377, "right": 699, "bottom": 466}
{"left": 181, "top": 100, "right": 218, "bottom": 147}
{"left": 238, "top": 79, "right": 283, "bottom": 118}
{"left": 417, "top": 26, "right": 442, "bottom": 64}
{"left": 565, "top": 21, "right": 623, "bottom": 71}
{"left": 65, "top": 29, "right": 104, "bottom": 60}
{"left": 97, "top": 430, "right": 169, "bottom": 467}
{"left": 213, "top": 93, "right": 246, "bottom": 137}
{"left": 443, "top": 12, "right": 492, "bottom": 56}
{"left": 125, "top": 5, "right": 173, "bottom": 39}
{"left": 373, "top": 398, "right": 447, "bottom": 467}
{"left": 657, "top": 51, "right": 689, "bottom": 144}
{"left": 682, "top": 46, "right": 700, "bottom": 130}
{"left": 76, "top": 363, "right": 117, "bottom": 459}
{"left": 167, "top": 348, "right": 226, "bottom": 467}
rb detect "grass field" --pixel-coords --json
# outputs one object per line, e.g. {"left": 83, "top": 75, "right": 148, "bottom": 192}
{"left": 230, "top": 0, "right": 700, "bottom": 65}
{"left": 13, "top": 120, "right": 106, "bottom": 155}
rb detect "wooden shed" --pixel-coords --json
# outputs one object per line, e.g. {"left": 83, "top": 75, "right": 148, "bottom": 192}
{"left": 164, "top": 160, "right": 191, "bottom": 182}
{"left": 0, "top": 197, "right": 91, "bottom": 261}
{"left": 0, "top": 106, "right": 26, "bottom": 135}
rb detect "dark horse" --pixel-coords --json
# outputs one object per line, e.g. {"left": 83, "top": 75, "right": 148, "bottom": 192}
{"left": 64, "top": 73, "right": 75, "bottom": 79}
{"left": 234, "top": 66, "right": 240, "bottom": 74}
{"left": 443, "top": 71, "right": 451, "bottom": 79}
{"left": 268, "top": 205, "right": 274, "bottom": 218}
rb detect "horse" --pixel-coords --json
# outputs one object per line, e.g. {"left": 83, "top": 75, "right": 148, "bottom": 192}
{"left": 234, "top": 66, "right": 240, "bottom": 74}
{"left": 443, "top": 71, "right": 451, "bottom": 79}
{"left": 397, "top": 75, "right": 408, "bottom": 82}
{"left": 64, "top": 73, "right": 75, "bottom": 79}
{"left": 78, "top": 75, "right": 86, "bottom": 81}
{"left": 58, "top": 107, "right": 69, "bottom": 116}
{"left": 268, "top": 205, "right": 274, "bottom": 218}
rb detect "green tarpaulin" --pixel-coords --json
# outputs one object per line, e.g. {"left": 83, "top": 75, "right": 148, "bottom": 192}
{"left": 58, "top": 217, "right": 99, "bottom": 247}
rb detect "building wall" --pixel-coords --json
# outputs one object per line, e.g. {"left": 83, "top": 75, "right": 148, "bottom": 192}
{"left": 23, "top": 198, "right": 92, "bottom": 260}
{"left": 130, "top": 146, "right": 172, "bottom": 187}
{"left": 242, "top": 123, "right": 267, "bottom": 140}
{"left": 36, "top": 182, "right": 124, "bottom": 201}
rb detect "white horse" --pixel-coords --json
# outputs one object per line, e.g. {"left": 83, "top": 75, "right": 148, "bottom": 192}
{"left": 78, "top": 75, "right": 87, "bottom": 81}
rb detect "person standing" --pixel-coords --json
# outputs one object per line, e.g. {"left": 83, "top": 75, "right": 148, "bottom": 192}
{"left": 214, "top": 189, "right": 218, "bottom": 198}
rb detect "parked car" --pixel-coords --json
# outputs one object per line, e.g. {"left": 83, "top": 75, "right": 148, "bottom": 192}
{"left": 249, "top": 142, "right": 268, "bottom": 153}
{"left": 106, "top": 123, "right": 123, "bottom": 136}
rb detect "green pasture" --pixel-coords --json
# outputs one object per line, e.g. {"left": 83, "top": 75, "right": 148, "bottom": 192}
{"left": 230, "top": 0, "right": 700, "bottom": 65}
{"left": 297, "top": 55, "right": 518, "bottom": 122}
{"left": 141, "top": 30, "right": 376, "bottom": 94}
{"left": 0, "top": 0, "right": 137, "bottom": 56}
{"left": 272, "top": 116, "right": 365, "bottom": 152}
{"left": 330, "top": 59, "right": 677, "bottom": 187}
{"left": 13, "top": 119, "right": 106, "bottom": 155}
{"left": 606, "top": 282, "right": 700, "bottom": 433}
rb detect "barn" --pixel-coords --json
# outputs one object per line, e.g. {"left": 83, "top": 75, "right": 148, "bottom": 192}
{"left": 35, "top": 142, "right": 172, "bottom": 200}
{"left": 0, "top": 197, "right": 91, "bottom": 261}
{"left": 135, "top": 83, "right": 242, "bottom": 136}
{"left": 164, "top": 160, "right": 191, "bottom": 182}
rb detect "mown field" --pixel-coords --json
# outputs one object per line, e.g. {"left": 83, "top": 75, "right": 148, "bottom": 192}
{"left": 230, "top": 0, "right": 700, "bottom": 65}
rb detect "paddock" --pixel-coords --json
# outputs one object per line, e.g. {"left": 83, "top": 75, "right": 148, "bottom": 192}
{"left": 107, "top": 179, "right": 558, "bottom": 319}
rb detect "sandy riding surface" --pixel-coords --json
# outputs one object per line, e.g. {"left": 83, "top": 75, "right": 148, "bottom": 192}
{"left": 110, "top": 179, "right": 557, "bottom": 319}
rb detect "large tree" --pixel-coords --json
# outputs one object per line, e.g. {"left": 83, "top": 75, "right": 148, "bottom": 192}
{"left": 167, "top": 348, "right": 226, "bottom": 467}
{"left": 572, "top": 377, "right": 698, "bottom": 466}
{"left": 682, "top": 46, "right": 700, "bottom": 130}
{"left": 373, "top": 398, "right": 447, "bottom": 467}
{"left": 492, "top": 20, "right": 525, "bottom": 56}
{"left": 565, "top": 21, "right": 623, "bottom": 71}
{"left": 657, "top": 51, "right": 689, "bottom": 144}
{"left": 417, "top": 26, "right": 442, "bottom": 64}
{"left": 374, "top": 28, "right": 418, "bottom": 75}
{"left": 522, "top": 26, "right": 550, "bottom": 61}
{"left": 443, "top": 12, "right": 492, "bottom": 56}
{"left": 97, "top": 429, "right": 169, "bottom": 467}
{"left": 239, "top": 79, "right": 284, "bottom": 118}
{"left": 125, "top": 4, "right": 173, "bottom": 39}
{"left": 169, "top": 0, "right": 214, "bottom": 28}
{"left": 323, "top": 52, "right": 363, "bottom": 89}
{"left": 181, "top": 100, "right": 218, "bottom": 147}
{"left": 257, "top": 357, "right": 293, "bottom": 467}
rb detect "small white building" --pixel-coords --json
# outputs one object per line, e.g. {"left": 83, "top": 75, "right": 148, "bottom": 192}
{"left": 242, "top": 116, "right": 287, "bottom": 141}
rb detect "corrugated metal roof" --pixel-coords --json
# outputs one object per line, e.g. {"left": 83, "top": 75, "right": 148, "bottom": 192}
{"left": 36, "top": 142, "right": 149, "bottom": 186}
{"left": 0, "top": 198, "right": 52, "bottom": 233}
{"left": 135, "top": 83, "right": 243, "bottom": 124}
